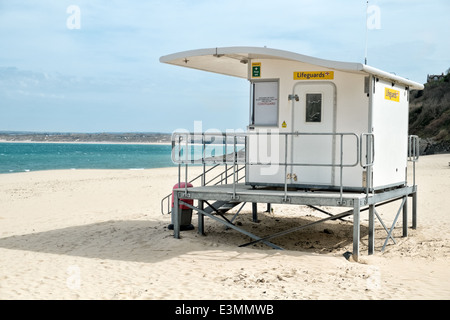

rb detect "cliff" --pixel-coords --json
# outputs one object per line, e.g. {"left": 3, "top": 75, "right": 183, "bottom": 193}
{"left": 409, "top": 70, "right": 450, "bottom": 154}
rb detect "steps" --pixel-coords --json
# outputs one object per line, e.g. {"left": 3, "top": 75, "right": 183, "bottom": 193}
{"left": 160, "top": 164, "right": 245, "bottom": 215}
{"left": 203, "top": 200, "right": 241, "bottom": 214}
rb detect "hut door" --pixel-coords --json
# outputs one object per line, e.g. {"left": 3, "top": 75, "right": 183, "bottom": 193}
{"left": 291, "top": 82, "right": 336, "bottom": 186}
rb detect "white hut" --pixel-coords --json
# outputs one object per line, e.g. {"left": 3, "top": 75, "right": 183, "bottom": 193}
{"left": 160, "top": 46, "right": 423, "bottom": 192}
{"left": 160, "top": 46, "right": 423, "bottom": 260}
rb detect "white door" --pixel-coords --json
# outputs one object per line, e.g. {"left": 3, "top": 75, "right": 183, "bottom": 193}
{"left": 291, "top": 82, "right": 336, "bottom": 186}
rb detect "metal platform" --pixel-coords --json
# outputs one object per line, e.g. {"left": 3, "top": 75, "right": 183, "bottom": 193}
{"left": 172, "top": 182, "right": 417, "bottom": 261}
{"left": 166, "top": 132, "right": 419, "bottom": 262}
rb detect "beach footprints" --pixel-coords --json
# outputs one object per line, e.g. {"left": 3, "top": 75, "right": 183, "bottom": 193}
{"left": 222, "top": 267, "right": 297, "bottom": 288}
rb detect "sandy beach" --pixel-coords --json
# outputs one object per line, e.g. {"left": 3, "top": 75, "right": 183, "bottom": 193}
{"left": 0, "top": 154, "right": 449, "bottom": 300}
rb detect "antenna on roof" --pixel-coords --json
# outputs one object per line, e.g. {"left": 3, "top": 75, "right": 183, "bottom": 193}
{"left": 364, "top": 0, "right": 369, "bottom": 65}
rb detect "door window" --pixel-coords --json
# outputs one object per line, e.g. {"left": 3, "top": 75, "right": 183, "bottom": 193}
{"left": 305, "top": 93, "right": 322, "bottom": 122}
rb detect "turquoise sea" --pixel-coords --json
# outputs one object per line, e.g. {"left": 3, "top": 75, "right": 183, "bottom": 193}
{"left": 0, "top": 142, "right": 176, "bottom": 174}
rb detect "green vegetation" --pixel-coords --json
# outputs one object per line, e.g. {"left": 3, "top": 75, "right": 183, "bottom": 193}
{"left": 409, "top": 69, "right": 450, "bottom": 154}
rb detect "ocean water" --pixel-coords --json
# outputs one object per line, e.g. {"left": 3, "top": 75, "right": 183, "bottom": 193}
{"left": 0, "top": 143, "right": 176, "bottom": 174}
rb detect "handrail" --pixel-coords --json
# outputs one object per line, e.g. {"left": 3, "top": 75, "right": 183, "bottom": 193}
{"left": 408, "top": 135, "right": 420, "bottom": 187}
{"left": 164, "top": 131, "right": 419, "bottom": 213}
{"left": 172, "top": 132, "right": 246, "bottom": 165}
{"left": 360, "top": 133, "right": 375, "bottom": 168}
{"left": 172, "top": 131, "right": 360, "bottom": 167}
{"left": 160, "top": 163, "right": 220, "bottom": 215}
{"left": 408, "top": 135, "right": 420, "bottom": 162}
{"left": 204, "top": 164, "right": 245, "bottom": 186}
{"left": 160, "top": 163, "right": 246, "bottom": 215}
{"left": 170, "top": 131, "right": 370, "bottom": 203}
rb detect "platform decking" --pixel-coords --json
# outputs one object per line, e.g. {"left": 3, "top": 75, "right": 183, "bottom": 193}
{"left": 172, "top": 182, "right": 417, "bottom": 261}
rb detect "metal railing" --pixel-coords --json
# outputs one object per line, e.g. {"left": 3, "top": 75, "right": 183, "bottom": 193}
{"left": 170, "top": 131, "right": 374, "bottom": 204}
{"left": 164, "top": 131, "right": 419, "bottom": 210}
{"left": 408, "top": 135, "right": 420, "bottom": 186}
{"left": 408, "top": 135, "right": 420, "bottom": 162}
{"left": 160, "top": 163, "right": 245, "bottom": 215}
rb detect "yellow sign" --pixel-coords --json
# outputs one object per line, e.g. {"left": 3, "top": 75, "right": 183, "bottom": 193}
{"left": 252, "top": 62, "right": 261, "bottom": 78}
{"left": 294, "top": 71, "right": 334, "bottom": 80}
{"left": 282, "top": 121, "right": 287, "bottom": 128}
{"left": 385, "top": 88, "right": 400, "bottom": 102}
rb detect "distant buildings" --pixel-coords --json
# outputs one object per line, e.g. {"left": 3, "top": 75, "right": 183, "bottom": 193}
{"left": 427, "top": 73, "right": 445, "bottom": 83}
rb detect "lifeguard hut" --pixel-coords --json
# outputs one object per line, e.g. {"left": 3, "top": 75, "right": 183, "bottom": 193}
{"left": 160, "top": 47, "right": 423, "bottom": 261}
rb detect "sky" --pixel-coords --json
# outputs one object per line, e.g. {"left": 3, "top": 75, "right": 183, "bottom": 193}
{"left": 0, "top": 0, "right": 449, "bottom": 133}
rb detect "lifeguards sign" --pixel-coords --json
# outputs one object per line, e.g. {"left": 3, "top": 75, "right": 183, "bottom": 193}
{"left": 385, "top": 88, "right": 400, "bottom": 102}
{"left": 294, "top": 71, "right": 334, "bottom": 80}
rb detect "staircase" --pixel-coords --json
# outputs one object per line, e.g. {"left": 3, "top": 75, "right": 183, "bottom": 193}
{"left": 160, "top": 164, "right": 245, "bottom": 215}
{"left": 202, "top": 200, "right": 242, "bottom": 214}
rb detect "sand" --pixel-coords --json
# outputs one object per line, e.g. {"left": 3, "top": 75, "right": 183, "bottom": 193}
{"left": 0, "top": 154, "right": 449, "bottom": 300}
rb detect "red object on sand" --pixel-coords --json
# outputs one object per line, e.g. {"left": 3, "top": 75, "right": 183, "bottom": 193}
{"left": 171, "top": 182, "right": 194, "bottom": 209}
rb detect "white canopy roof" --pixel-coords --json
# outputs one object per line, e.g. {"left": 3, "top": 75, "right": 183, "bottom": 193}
{"left": 160, "top": 46, "right": 424, "bottom": 90}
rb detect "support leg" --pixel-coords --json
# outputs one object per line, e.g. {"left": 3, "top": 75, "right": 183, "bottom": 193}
{"left": 352, "top": 200, "right": 361, "bottom": 262}
{"left": 412, "top": 190, "right": 417, "bottom": 229}
{"left": 198, "top": 200, "right": 205, "bottom": 236}
{"left": 252, "top": 202, "right": 258, "bottom": 222}
{"left": 173, "top": 192, "right": 181, "bottom": 239}
{"left": 265, "top": 203, "right": 272, "bottom": 213}
{"left": 368, "top": 204, "right": 375, "bottom": 255}
{"left": 402, "top": 195, "right": 408, "bottom": 237}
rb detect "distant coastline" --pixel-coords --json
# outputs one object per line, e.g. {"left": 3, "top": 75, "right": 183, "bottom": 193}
{"left": 0, "top": 140, "right": 171, "bottom": 146}
{"left": 0, "top": 132, "right": 172, "bottom": 145}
